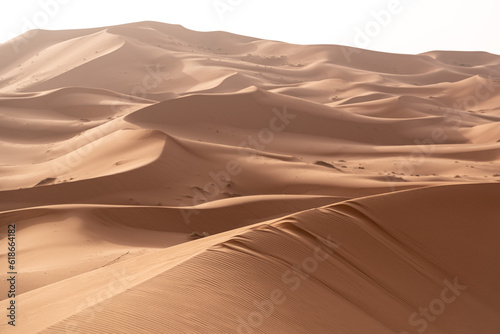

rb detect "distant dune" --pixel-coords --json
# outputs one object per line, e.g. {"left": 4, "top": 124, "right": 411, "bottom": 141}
{"left": 0, "top": 21, "right": 499, "bottom": 333}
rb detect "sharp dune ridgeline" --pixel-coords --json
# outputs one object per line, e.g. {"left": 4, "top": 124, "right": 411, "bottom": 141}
{"left": 0, "top": 21, "right": 499, "bottom": 333}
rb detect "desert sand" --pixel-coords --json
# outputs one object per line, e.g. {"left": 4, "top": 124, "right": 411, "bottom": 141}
{"left": 0, "top": 21, "right": 499, "bottom": 333}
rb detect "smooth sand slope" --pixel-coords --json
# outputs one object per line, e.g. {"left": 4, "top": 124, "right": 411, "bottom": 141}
{"left": 0, "top": 21, "right": 499, "bottom": 333}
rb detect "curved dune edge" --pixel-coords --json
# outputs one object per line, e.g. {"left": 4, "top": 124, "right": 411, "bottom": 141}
{"left": 0, "top": 194, "right": 345, "bottom": 294}
{"left": 0, "top": 128, "right": 167, "bottom": 191}
{"left": 1, "top": 183, "right": 498, "bottom": 333}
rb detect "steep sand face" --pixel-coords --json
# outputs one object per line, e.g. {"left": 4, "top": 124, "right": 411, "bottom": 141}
{"left": 0, "top": 21, "right": 499, "bottom": 333}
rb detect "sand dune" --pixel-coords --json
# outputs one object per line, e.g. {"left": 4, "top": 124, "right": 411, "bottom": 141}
{"left": 0, "top": 21, "right": 499, "bottom": 333}
{"left": 0, "top": 194, "right": 343, "bottom": 294}
{"left": 2, "top": 183, "right": 499, "bottom": 333}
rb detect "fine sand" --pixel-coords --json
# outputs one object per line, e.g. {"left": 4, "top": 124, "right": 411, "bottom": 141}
{"left": 0, "top": 21, "right": 499, "bottom": 333}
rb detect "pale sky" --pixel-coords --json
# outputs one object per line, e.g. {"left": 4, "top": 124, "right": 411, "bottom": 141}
{"left": 1, "top": 0, "right": 499, "bottom": 55}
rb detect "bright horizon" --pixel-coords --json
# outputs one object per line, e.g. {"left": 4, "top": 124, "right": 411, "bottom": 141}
{"left": 1, "top": 0, "right": 500, "bottom": 56}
